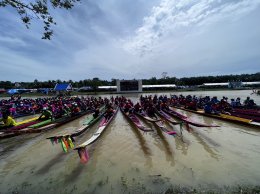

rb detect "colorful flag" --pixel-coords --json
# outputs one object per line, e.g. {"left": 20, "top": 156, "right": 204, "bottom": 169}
{"left": 67, "top": 137, "right": 74, "bottom": 149}
{"left": 167, "top": 131, "right": 177, "bottom": 136}
{"left": 61, "top": 139, "right": 68, "bottom": 153}
{"left": 77, "top": 147, "right": 89, "bottom": 164}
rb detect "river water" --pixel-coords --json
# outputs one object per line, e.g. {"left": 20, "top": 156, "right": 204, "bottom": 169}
{"left": 0, "top": 90, "right": 259, "bottom": 193}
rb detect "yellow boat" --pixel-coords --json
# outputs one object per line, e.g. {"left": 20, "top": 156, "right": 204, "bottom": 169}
{"left": 175, "top": 107, "right": 260, "bottom": 129}
{"left": 16, "top": 117, "right": 39, "bottom": 125}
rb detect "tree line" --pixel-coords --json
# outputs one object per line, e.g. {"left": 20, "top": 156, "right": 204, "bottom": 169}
{"left": 0, "top": 73, "right": 259, "bottom": 89}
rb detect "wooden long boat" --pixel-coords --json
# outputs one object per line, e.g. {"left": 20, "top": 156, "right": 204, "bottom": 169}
{"left": 0, "top": 111, "right": 90, "bottom": 139}
{"left": 47, "top": 106, "right": 106, "bottom": 141}
{"left": 164, "top": 108, "right": 219, "bottom": 128}
{"left": 173, "top": 106, "right": 260, "bottom": 129}
{"left": 225, "top": 108, "right": 260, "bottom": 122}
{"left": 148, "top": 113, "right": 177, "bottom": 136}
{"left": 156, "top": 109, "right": 181, "bottom": 125}
{"left": 233, "top": 108, "right": 260, "bottom": 117}
{"left": 74, "top": 106, "right": 119, "bottom": 149}
{"left": 228, "top": 112, "right": 260, "bottom": 122}
{"left": 120, "top": 107, "right": 153, "bottom": 132}
{"left": 134, "top": 111, "right": 162, "bottom": 122}
{"left": 74, "top": 105, "right": 119, "bottom": 163}
{"left": 0, "top": 116, "right": 40, "bottom": 132}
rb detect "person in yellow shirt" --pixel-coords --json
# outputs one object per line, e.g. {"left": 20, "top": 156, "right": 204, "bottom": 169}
{"left": 0, "top": 112, "right": 17, "bottom": 129}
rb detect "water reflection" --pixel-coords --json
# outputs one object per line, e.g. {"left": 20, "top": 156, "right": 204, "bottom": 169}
{"left": 153, "top": 125, "right": 175, "bottom": 166}
{"left": 64, "top": 159, "right": 85, "bottom": 184}
{"left": 188, "top": 126, "right": 219, "bottom": 160}
{"left": 36, "top": 152, "right": 67, "bottom": 175}
{"left": 120, "top": 114, "right": 153, "bottom": 168}
{"left": 127, "top": 120, "right": 152, "bottom": 156}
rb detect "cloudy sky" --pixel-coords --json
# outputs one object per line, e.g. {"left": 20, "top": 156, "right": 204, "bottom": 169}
{"left": 0, "top": 0, "right": 260, "bottom": 82}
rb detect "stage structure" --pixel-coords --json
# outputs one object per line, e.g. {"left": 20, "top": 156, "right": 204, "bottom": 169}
{"left": 116, "top": 80, "right": 142, "bottom": 93}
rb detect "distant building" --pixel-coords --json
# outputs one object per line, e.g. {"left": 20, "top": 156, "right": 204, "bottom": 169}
{"left": 77, "top": 86, "right": 93, "bottom": 92}
{"left": 228, "top": 81, "right": 243, "bottom": 89}
{"left": 142, "top": 84, "right": 176, "bottom": 91}
{"left": 98, "top": 86, "right": 117, "bottom": 91}
{"left": 243, "top": 81, "right": 260, "bottom": 87}
{"left": 116, "top": 80, "right": 142, "bottom": 93}
{"left": 201, "top": 83, "right": 229, "bottom": 87}
{"left": 200, "top": 81, "right": 260, "bottom": 89}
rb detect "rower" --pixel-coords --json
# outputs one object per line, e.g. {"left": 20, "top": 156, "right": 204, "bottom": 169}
{"left": 204, "top": 103, "right": 212, "bottom": 114}
{"left": 71, "top": 103, "right": 81, "bottom": 116}
{"left": 124, "top": 102, "right": 132, "bottom": 113}
{"left": 236, "top": 97, "right": 241, "bottom": 107}
{"left": 93, "top": 106, "right": 100, "bottom": 118}
{"left": 230, "top": 99, "right": 236, "bottom": 107}
{"left": 146, "top": 104, "right": 156, "bottom": 117}
{"left": 38, "top": 107, "right": 54, "bottom": 121}
{"left": 104, "top": 103, "right": 114, "bottom": 119}
{"left": 243, "top": 97, "right": 250, "bottom": 106}
{"left": 63, "top": 104, "right": 71, "bottom": 115}
{"left": 0, "top": 111, "right": 17, "bottom": 129}
{"left": 160, "top": 101, "right": 169, "bottom": 111}
{"left": 134, "top": 102, "right": 141, "bottom": 112}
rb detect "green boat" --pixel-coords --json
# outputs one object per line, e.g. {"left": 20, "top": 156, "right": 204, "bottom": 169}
{"left": 47, "top": 106, "right": 106, "bottom": 140}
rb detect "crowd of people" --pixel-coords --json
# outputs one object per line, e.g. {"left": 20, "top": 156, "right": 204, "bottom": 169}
{"left": 0, "top": 96, "right": 107, "bottom": 129}
{"left": 169, "top": 95, "right": 257, "bottom": 114}
{"left": 119, "top": 94, "right": 258, "bottom": 117}
{"left": 1, "top": 94, "right": 258, "bottom": 129}
{"left": 120, "top": 95, "right": 170, "bottom": 117}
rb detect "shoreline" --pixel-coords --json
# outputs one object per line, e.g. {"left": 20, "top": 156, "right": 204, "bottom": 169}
{"left": 0, "top": 88, "right": 256, "bottom": 98}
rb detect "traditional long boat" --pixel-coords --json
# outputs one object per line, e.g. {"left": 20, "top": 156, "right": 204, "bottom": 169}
{"left": 164, "top": 108, "right": 219, "bottom": 128}
{"left": 74, "top": 105, "right": 119, "bottom": 149}
{"left": 174, "top": 106, "right": 260, "bottom": 128}
{"left": 46, "top": 109, "right": 106, "bottom": 153}
{"left": 47, "top": 106, "right": 106, "bottom": 141}
{"left": 228, "top": 112, "right": 260, "bottom": 122}
{"left": 146, "top": 113, "right": 177, "bottom": 136}
{"left": 0, "top": 116, "right": 40, "bottom": 132}
{"left": 232, "top": 108, "right": 260, "bottom": 117}
{"left": 226, "top": 108, "right": 260, "bottom": 122}
{"left": 21, "top": 111, "right": 90, "bottom": 134}
{"left": 156, "top": 109, "right": 181, "bottom": 125}
{"left": 120, "top": 107, "right": 153, "bottom": 132}
{"left": 0, "top": 111, "right": 90, "bottom": 139}
{"left": 134, "top": 111, "right": 161, "bottom": 122}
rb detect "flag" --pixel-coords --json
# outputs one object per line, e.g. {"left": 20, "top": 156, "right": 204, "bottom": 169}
{"left": 77, "top": 147, "right": 89, "bottom": 164}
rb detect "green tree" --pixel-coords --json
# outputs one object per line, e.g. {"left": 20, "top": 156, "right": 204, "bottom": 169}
{"left": 92, "top": 77, "right": 101, "bottom": 93}
{"left": 111, "top": 78, "right": 116, "bottom": 86}
{"left": 0, "top": 0, "right": 80, "bottom": 39}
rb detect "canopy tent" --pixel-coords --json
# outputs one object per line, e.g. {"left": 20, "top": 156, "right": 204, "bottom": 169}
{"left": 7, "top": 89, "right": 19, "bottom": 95}
{"left": 37, "top": 88, "right": 50, "bottom": 94}
{"left": 54, "top": 83, "right": 73, "bottom": 91}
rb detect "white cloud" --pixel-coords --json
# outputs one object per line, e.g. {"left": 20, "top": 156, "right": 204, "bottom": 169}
{"left": 0, "top": 0, "right": 259, "bottom": 81}
{"left": 123, "top": 0, "right": 260, "bottom": 56}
